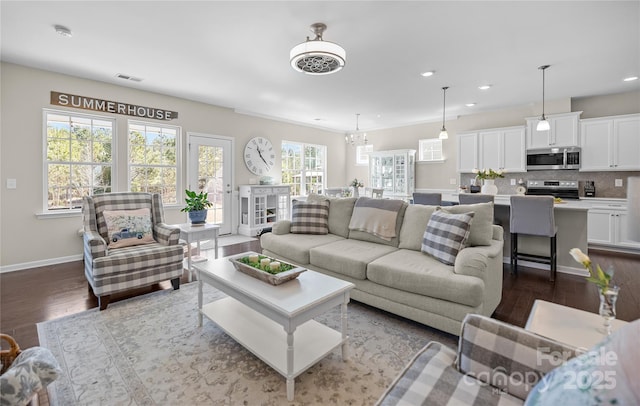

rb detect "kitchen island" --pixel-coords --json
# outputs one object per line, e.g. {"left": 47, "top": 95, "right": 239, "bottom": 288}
{"left": 425, "top": 191, "right": 591, "bottom": 275}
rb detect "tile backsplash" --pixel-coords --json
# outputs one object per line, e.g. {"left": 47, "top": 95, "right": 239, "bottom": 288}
{"left": 460, "top": 170, "right": 640, "bottom": 198}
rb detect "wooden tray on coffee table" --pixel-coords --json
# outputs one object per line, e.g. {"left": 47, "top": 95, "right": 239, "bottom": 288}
{"left": 228, "top": 252, "right": 306, "bottom": 285}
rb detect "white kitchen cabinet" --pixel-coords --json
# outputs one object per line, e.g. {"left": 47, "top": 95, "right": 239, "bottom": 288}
{"left": 580, "top": 114, "right": 640, "bottom": 171}
{"left": 526, "top": 111, "right": 581, "bottom": 149}
{"left": 457, "top": 132, "right": 478, "bottom": 173}
{"left": 369, "top": 149, "right": 415, "bottom": 200}
{"left": 478, "top": 126, "right": 526, "bottom": 172}
{"left": 587, "top": 207, "right": 640, "bottom": 250}
{"left": 238, "top": 185, "right": 290, "bottom": 236}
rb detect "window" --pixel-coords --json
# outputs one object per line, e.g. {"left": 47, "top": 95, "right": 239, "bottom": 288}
{"left": 419, "top": 138, "right": 444, "bottom": 162}
{"left": 281, "top": 141, "right": 326, "bottom": 197}
{"left": 356, "top": 144, "right": 373, "bottom": 166}
{"left": 128, "top": 121, "right": 180, "bottom": 204}
{"left": 44, "top": 110, "right": 115, "bottom": 211}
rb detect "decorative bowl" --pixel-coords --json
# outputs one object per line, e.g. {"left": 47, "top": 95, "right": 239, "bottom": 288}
{"left": 228, "top": 252, "right": 306, "bottom": 285}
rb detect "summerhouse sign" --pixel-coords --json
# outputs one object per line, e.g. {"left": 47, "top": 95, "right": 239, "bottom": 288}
{"left": 50, "top": 91, "right": 178, "bottom": 120}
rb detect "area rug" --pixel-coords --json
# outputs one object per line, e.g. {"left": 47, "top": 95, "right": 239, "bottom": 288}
{"left": 37, "top": 282, "right": 456, "bottom": 405}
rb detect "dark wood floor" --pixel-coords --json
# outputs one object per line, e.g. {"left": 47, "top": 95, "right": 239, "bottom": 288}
{"left": 1, "top": 240, "right": 639, "bottom": 351}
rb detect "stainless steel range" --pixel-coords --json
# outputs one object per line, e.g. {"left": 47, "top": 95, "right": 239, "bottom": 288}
{"left": 525, "top": 180, "right": 579, "bottom": 199}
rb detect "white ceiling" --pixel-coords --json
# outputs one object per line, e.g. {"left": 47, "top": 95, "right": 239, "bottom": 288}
{"left": 1, "top": 1, "right": 639, "bottom": 133}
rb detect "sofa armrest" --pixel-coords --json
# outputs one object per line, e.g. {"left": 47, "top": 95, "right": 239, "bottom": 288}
{"left": 154, "top": 223, "right": 180, "bottom": 246}
{"left": 83, "top": 230, "right": 106, "bottom": 259}
{"left": 271, "top": 220, "right": 291, "bottom": 235}
{"left": 491, "top": 224, "right": 503, "bottom": 242}
{"left": 457, "top": 314, "right": 580, "bottom": 401}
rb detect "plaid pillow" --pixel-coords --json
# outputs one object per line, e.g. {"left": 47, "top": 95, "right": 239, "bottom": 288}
{"left": 422, "top": 209, "right": 474, "bottom": 265}
{"left": 290, "top": 200, "right": 330, "bottom": 234}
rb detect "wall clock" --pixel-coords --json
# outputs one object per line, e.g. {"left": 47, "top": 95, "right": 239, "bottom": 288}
{"left": 244, "top": 137, "right": 275, "bottom": 175}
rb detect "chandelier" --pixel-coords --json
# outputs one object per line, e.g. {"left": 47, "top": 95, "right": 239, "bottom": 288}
{"left": 345, "top": 113, "right": 367, "bottom": 146}
{"left": 290, "top": 23, "right": 346, "bottom": 75}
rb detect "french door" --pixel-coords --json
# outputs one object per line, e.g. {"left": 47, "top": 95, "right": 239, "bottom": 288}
{"left": 187, "top": 133, "right": 233, "bottom": 234}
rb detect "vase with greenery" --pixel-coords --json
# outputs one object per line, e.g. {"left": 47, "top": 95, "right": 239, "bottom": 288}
{"left": 180, "top": 190, "right": 213, "bottom": 224}
{"left": 350, "top": 178, "right": 364, "bottom": 197}
{"left": 569, "top": 248, "right": 619, "bottom": 335}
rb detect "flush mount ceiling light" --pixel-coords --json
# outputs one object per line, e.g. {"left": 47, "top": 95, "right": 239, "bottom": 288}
{"left": 54, "top": 24, "right": 72, "bottom": 38}
{"left": 345, "top": 113, "right": 367, "bottom": 146}
{"left": 439, "top": 86, "right": 449, "bottom": 140}
{"left": 478, "top": 85, "right": 491, "bottom": 90}
{"left": 290, "top": 23, "right": 346, "bottom": 75}
{"left": 421, "top": 71, "right": 435, "bottom": 77}
{"left": 537, "top": 65, "right": 551, "bottom": 131}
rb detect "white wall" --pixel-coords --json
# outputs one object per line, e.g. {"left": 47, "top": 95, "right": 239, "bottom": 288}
{"left": 0, "top": 63, "right": 344, "bottom": 269}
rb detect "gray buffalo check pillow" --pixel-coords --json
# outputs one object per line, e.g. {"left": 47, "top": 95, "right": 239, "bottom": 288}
{"left": 290, "top": 199, "right": 330, "bottom": 234}
{"left": 422, "top": 209, "right": 474, "bottom": 265}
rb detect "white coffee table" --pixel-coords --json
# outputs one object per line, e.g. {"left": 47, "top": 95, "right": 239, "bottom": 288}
{"left": 525, "top": 299, "right": 628, "bottom": 349}
{"left": 194, "top": 255, "right": 355, "bottom": 401}
{"left": 175, "top": 223, "right": 219, "bottom": 282}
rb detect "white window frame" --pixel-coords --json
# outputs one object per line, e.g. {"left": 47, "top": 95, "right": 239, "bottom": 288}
{"left": 42, "top": 109, "right": 117, "bottom": 213}
{"left": 356, "top": 144, "right": 374, "bottom": 166}
{"left": 418, "top": 138, "right": 445, "bottom": 162}
{"left": 127, "top": 120, "right": 182, "bottom": 206}
{"left": 281, "top": 141, "right": 327, "bottom": 198}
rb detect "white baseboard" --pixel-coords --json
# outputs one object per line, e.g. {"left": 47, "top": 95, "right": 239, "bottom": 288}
{"left": 0, "top": 254, "right": 83, "bottom": 273}
{"left": 502, "top": 256, "right": 588, "bottom": 277}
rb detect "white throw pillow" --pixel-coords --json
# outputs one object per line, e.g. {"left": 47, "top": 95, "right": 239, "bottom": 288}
{"left": 103, "top": 208, "right": 155, "bottom": 248}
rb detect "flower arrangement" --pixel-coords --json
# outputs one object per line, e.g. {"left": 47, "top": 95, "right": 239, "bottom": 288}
{"left": 569, "top": 248, "right": 614, "bottom": 293}
{"left": 472, "top": 168, "right": 505, "bottom": 180}
{"left": 350, "top": 178, "right": 364, "bottom": 188}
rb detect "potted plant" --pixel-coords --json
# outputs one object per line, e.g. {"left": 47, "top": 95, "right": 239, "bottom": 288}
{"left": 180, "top": 190, "right": 213, "bottom": 224}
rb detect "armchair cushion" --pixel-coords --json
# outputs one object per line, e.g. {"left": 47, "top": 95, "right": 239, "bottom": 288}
{"left": 0, "top": 347, "right": 61, "bottom": 406}
{"left": 376, "top": 341, "right": 522, "bottom": 406}
{"left": 103, "top": 208, "right": 155, "bottom": 248}
{"left": 458, "top": 314, "right": 580, "bottom": 400}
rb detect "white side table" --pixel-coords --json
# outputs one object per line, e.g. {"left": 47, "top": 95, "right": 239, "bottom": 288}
{"left": 525, "top": 299, "right": 628, "bottom": 349}
{"left": 175, "top": 223, "right": 220, "bottom": 282}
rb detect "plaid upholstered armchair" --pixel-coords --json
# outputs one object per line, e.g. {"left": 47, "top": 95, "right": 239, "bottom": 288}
{"left": 82, "top": 192, "right": 184, "bottom": 310}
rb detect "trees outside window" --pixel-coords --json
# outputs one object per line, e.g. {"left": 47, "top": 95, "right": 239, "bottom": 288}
{"left": 44, "top": 110, "right": 114, "bottom": 210}
{"left": 128, "top": 121, "right": 180, "bottom": 204}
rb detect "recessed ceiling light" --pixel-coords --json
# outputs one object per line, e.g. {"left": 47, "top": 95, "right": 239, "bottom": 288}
{"left": 623, "top": 76, "right": 638, "bottom": 82}
{"left": 465, "top": 103, "right": 477, "bottom": 107}
{"left": 478, "top": 85, "right": 491, "bottom": 90}
{"left": 54, "top": 24, "right": 73, "bottom": 38}
{"left": 420, "top": 71, "right": 435, "bottom": 77}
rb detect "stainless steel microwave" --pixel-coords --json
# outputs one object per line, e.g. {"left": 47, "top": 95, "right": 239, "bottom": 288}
{"left": 526, "top": 147, "right": 580, "bottom": 170}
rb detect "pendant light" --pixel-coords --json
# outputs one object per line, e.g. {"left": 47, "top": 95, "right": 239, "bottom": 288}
{"left": 536, "top": 65, "right": 551, "bottom": 131}
{"left": 345, "top": 113, "right": 367, "bottom": 146}
{"left": 439, "top": 86, "right": 449, "bottom": 140}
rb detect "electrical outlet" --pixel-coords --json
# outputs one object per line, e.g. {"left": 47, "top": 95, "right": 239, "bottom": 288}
{"left": 510, "top": 179, "right": 516, "bottom": 186}
{"left": 6, "top": 178, "right": 16, "bottom": 189}
{"left": 450, "top": 178, "right": 457, "bottom": 185}
{"left": 615, "top": 179, "right": 623, "bottom": 187}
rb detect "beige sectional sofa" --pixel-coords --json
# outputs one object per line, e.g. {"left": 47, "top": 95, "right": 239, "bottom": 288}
{"left": 260, "top": 195, "right": 504, "bottom": 335}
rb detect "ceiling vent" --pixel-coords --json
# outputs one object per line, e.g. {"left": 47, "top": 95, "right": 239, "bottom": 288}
{"left": 115, "top": 73, "right": 143, "bottom": 82}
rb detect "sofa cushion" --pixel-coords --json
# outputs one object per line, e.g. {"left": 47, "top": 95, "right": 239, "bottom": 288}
{"left": 366, "top": 249, "right": 485, "bottom": 307}
{"left": 398, "top": 204, "right": 438, "bottom": 250}
{"left": 440, "top": 202, "right": 494, "bottom": 246}
{"left": 306, "top": 193, "right": 357, "bottom": 238}
{"left": 103, "top": 208, "right": 155, "bottom": 248}
{"left": 349, "top": 199, "right": 408, "bottom": 247}
{"left": 291, "top": 200, "right": 330, "bottom": 234}
{"left": 260, "top": 232, "right": 344, "bottom": 265}
{"left": 422, "top": 210, "right": 474, "bottom": 265}
{"left": 309, "top": 239, "right": 398, "bottom": 280}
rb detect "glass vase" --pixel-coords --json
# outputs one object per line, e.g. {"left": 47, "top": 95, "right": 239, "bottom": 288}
{"left": 598, "top": 286, "right": 619, "bottom": 336}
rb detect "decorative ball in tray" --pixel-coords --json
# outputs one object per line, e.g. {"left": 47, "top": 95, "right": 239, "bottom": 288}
{"left": 229, "top": 252, "right": 306, "bottom": 285}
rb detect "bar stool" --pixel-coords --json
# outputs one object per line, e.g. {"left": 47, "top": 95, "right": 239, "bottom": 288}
{"left": 458, "top": 193, "right": 494, "bottom": 204}
{"left": 412, "top": 192, "right": 442, "bottom": 205}
{"left": 510, "top": 195, "right": 557, "bottom": 281}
